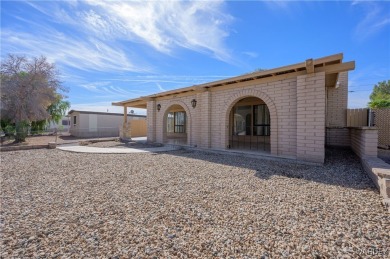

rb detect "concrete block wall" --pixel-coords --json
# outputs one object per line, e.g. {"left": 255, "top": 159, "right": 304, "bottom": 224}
{"left": 325, "top": 128, "right": 350, "bottom": 147}
{"left": 146, "top": 71, "right": 329, "bottom": 163}
{"left": 198, "top": 91, "right": 211, "bottom": 148}
{"left": 211, "top": 78, "right": 296, "bottom": 157}
{"left": 296, "top": 72, "right": 326, "bottom": 163}
{"left": 350, "top": 127, "right": 378, "bottom": 158}
{"left": 326, "top": 72, "right": 348, "bottom": 127}
{"left": 147, "top": 101, "right": 156, "bottom": 142}
{"left": 325, "top": 72, "right": 349, "bottom": 147}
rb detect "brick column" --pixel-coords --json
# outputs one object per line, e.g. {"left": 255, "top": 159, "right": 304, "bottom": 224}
{"left": 147, "top": 100, "right": 156, "bottom": 142}
{"left": 198, "top": 90, "right": 211, "bottom": 148}
{"left": 296, "top": 72, "right": 326, "bottom": 163}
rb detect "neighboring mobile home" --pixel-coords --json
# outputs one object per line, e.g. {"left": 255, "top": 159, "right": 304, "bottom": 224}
{"left": 113, "top": 53, "right": 361, "bottom": 164}
{"left": 68, "top": 110, "right": 146, "bottom": 138}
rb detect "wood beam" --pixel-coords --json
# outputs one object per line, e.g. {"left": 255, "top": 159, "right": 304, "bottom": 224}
{"left": 306, "top": 59, "right": 315, "bottom": 74}
{"left": 315, "top": 61, "right": 355, "bottom": 74}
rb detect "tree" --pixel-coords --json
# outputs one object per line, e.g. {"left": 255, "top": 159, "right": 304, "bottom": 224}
{"left": 47, "top": 94, "right": 71, "bottom": 124}
{"left": 30, "top": 94, "right": 71, "bottom": 134}
{"left": 0, "top": 54, "right": 68, "bottom": 141}
{"left": 368, "top": 80, "right": 390, "bottom": 108}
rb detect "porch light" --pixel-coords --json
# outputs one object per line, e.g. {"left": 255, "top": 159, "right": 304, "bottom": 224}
{"left": 157, "top": 104, "right": 161, "bottom": 111}
{"left": 191, "top": 99, "right": 197, "bottom": 108}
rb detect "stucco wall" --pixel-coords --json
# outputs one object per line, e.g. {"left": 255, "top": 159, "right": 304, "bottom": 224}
{"left": 147, "top": 71, "right": 333, "bottom": 163}
{"left": 70, "top": 112, "right": 146, "bottom": 138}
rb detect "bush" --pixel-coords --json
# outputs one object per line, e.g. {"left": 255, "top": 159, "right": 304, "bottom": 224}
{"left": 4, "top": 124, "right": 15, "bottom": 137}
{"left": 15, "top": 121, "right": 29, "bottom": 142}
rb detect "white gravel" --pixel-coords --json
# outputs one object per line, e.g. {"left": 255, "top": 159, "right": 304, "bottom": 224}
{"left": 1, "top": 148, "right": 389, "bottom": 258}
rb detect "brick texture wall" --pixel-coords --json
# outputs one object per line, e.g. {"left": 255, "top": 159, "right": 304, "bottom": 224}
{"left": 350, "top": 127, "right": 378, "bottom": 158}
{"left": 296, "top": 72, "right": 326, "bottom": 163}
{"left": 146, "top": 71, "right": 331, "bottom": 163}
{"left": 325, "top": 72, "right": 349, "bottom": 147}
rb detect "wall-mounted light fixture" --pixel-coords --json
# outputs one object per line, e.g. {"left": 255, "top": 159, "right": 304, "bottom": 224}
{"left": 157, "top": 104, "right": 161, "bottom": 111}
{"left": 191, "top": 99, "right": 197, "bottom": 108}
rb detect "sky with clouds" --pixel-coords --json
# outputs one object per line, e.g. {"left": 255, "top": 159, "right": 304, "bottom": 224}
{"left": 1, "top": 0, "right": 389, "bottom": 114}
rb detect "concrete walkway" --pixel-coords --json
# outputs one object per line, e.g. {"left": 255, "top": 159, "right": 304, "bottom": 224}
{"left": 58, "top": 145, "right": 180, "bottom": 154}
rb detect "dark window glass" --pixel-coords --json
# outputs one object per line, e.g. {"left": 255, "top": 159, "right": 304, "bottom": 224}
{"left": 233, "top": 105, "right": 251, "bottom": 135}
{"left": 167, "top": 111, "right": 186, "bottom": 133}
{"left": 174, "top": 111, "right": 186, "bottom": 133}
{"left": 167, "top": 112, "right": 174, "bottom": 133}
{"left": 62, "top": 120, "right": 69, "bottom": 126}
{"left": 253, "top": 105, "right": 270, "bottom": 136}
{"left": 73, "top": 116, "right": 77, "bottom": 125}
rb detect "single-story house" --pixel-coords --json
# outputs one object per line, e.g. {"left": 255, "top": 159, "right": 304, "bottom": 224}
{"left": 112, "top": 53, "right": 374, "bottom": 164}
{"left": 68, "top": 110, "right": 146, "bottom": 138}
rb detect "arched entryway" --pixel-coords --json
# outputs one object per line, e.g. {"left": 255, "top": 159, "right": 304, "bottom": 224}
{"left": 228, "top": 97, "right": 271, "bottom": 153}
{"left": 163, "top": 104, "right": 188, "bottom": 145}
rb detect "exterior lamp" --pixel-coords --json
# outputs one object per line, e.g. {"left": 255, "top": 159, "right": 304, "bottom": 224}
{"left": 157, "top": 104, "right": 161, "bottom": 112}
{"left": 191, "top": 99, "right": 197, "bottom": 108}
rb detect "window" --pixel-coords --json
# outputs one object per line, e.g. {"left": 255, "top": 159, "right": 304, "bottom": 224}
{"left": 167, "top": 111, "right": 186, "bottom": 133}
{"left": 233, "top": 104, "right": 270, "bottom": 136}
{"left": 233, "top": 105, "right": 251, "bottom": 135}
{"left": 167, "top": 113, "right": 174, "bottom": 133}
{"left": 73, "top": 116, "right": 77, "bottom": 125}
{"left": 62, "top": 119, "right": 69, "bottom": 126}
{"left": 253, "top": 105, "right": 270, "bottom": 136}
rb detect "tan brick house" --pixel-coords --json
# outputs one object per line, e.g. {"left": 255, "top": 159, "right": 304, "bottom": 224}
{"left": 113, "top": 53, "right": 355, "bottom": 164}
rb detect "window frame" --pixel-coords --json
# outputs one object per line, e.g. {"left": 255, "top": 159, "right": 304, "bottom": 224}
{"left": 167, "top": 111, "right": 186, "bottom": 133}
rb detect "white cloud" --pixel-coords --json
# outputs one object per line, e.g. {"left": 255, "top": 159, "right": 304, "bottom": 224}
{"left": 75, "top": 0, "right": 234, "bottom": 62}
{"left": 242, "top": 51, "right": 258, "bottom": 58}
{"left": 79, "top": 81, "right": 149, "bottom": 97}
{"left": 1, "top": 29, "right": 149, "bottom": 73}
{"left": 352, "top": 2, "right": 390, "bottom": 41}
{"left": 156, "top": 83, "right": 166, "bottom": 92}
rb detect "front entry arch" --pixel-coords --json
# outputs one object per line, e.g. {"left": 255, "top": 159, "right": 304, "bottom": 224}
{"left": 222, "top": 89, "right": 278, "bottom": 155}
{"left": 229, "top": 97, "right": 271, "bottom": 152}
{"left": 160, "top": 101, "right": 192, "bottom": 146}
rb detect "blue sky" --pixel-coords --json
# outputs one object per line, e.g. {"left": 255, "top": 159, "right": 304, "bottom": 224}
{"left": 1, "top": 0, "right": 389, "bottom": 114}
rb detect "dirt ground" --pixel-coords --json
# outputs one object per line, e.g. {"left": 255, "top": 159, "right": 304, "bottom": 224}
{"left": 0, "top": 133, "right": 82, "bottom": 146}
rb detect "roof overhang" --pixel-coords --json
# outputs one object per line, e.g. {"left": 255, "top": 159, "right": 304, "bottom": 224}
{"left": 112, "top": 53, "right": 355, "bottom": 108}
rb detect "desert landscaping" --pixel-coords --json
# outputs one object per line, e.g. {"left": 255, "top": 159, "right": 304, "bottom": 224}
{"left": 1, "top": 147, "right": 389, "bottom": 258}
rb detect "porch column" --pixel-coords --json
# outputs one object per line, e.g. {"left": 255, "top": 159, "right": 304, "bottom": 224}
{"left": 198, "top": 89, "right": 211, "bottom": 148}
{"left": 120, "top": 106, "right": 131, "bottom": 139}
{"left": 146, "top": 100, "right": 156, "bottom": 142}
{"left": 296, "top": 71, "right": 326, "bottom": 163}
{"left": 123, "top": 106, "right": 128, "bottom": 124}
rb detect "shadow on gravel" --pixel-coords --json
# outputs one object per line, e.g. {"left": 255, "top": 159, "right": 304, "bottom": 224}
{"left": 160, "top": 147, "right": 377, "bottom": 191}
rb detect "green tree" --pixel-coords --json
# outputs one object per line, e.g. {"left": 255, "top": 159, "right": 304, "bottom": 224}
{"left": 30, "top": 95, "right": 71, "bottom": 134}
{"left": 47, "top": 94, "right": 71, "bottom": 124}
{"left": 368, "top": 80, "right": 390, "bottom": 108}
{"left": 0, "top": 54, "right": 68, "bottom": 142}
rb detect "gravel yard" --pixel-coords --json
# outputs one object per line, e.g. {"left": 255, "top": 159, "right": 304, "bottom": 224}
{"left": 1, "top": 148, "right": 389, "bottom": 258}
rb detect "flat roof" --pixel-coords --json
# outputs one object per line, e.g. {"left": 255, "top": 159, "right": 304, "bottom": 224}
{"left": 113, "top": 53, "right": 355, "bottom": 108}
{"left": 68, "top": 110, "right": 146, "bottom": 117}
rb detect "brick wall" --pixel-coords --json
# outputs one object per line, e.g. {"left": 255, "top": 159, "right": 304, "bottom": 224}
{"left": 350, "top": 127, "right": 378, "bottom": 158}
{"left": 146, "top": 71, "right": 331, "bottom": 163}
{"left": 146, "top": 100, "right": 156, "bottom": 142}
{"left": 296, "top": 72, "right": 326, "bottom": 163}
{"left": 326, "top": 72, "right": 348, "bottom": 127}
{"left": 326, "top": 128, "right": 350, "bottom": 147}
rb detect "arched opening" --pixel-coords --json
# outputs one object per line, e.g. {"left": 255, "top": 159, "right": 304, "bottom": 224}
{"left": 228, "top": 97, "right": 271, "bottom": 152}
{"left": 164, "top": 104, "right": 188, "bottom": 145}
